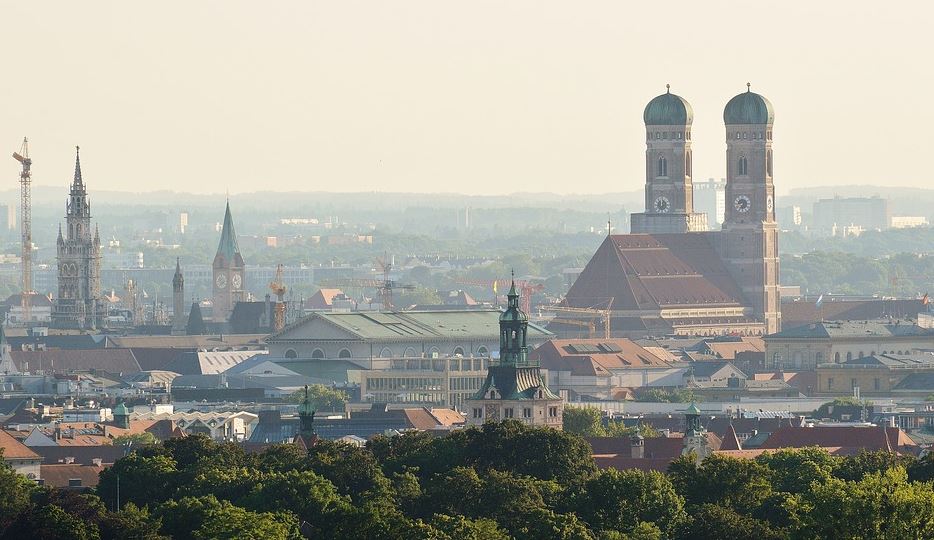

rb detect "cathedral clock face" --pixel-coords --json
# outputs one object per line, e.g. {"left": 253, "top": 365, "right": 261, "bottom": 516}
{"left": 653, "top": 196, "right": 671, "bottom": 213}
{"left": 733, "top": 195, "right": 751, "bottom": 213}
{"left": 766, "top": 196, "right": 774, "bottom": 212}
{"left": 231, "top": 273, "right": 242, "bottom": 290}
{"left": 215, "top": 274, "right": 227, "bottom": 289}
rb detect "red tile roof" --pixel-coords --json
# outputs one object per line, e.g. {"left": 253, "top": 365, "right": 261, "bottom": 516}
{"left": 11, "top": 349, "right": 141, "bottom": 374}
{"left": 566, "top": 234, "right": 746, "bottom": 312}
{"left": 531, "top": 338, "right": 673, "bottom": 377}
{"left": 760, "top": 426, "right": 917, "bottom": 454}
{"left": 40, "top": 463, "right": 105, "bottom": 488}
{"left": 0, "top": 429, "right": 39, "bottom": 459}
{"left": 719, "top": 424, "right": 742, "bottom": 451}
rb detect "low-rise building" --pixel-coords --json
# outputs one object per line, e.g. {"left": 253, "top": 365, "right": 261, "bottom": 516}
{"left": 815, "top": 353, "right": 934, "bottom": 396}
{"left": 266, "top": 309, "right": 552, "bottom": 382}
{"left": 530, "top": 338, "right": 684, "bottom": 401}
{"left": 764, "top": 320, "right": 934, "bottom": 371}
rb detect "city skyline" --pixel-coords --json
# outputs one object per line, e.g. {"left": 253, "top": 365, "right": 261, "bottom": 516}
{"left": 2, "top": 1, "right": 932, "bottom": 195}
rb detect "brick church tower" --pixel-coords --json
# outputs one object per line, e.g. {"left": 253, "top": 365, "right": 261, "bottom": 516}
{"left": 212, "top": 201, "right": 246, "bottom": 323}
{"left": 718, "top": 84, "right": 781, "bottom": 333}
{"left": 631, "top": 85, "right": 708, "bottom": 234}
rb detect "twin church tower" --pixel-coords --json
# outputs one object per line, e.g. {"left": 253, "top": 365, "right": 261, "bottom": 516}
{"left": 565, "top": 85, "right": 780, "bottom": 336}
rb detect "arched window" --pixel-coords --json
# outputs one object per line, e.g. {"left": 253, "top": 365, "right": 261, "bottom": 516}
{"left": 846, "top": 352, "right": 853, "bottom": 361}
{"left": 738, "top": 156, "right": 748, "bottom": 176}
{"left": 858, "top": 351, "right": 864, "bottom": 358}
{"left": 835, "top": 352, "right": 841, "bottom": 362}
{"left": 815, "top": 352, "right": 824, "bottom": 365}
{"left": 379, "top": 347, "right": 393, "bottom": 358}
{"left": 477, "top": 346, "right": 489, "bottom": 357}
{"left": 657, "top": 156, "right": 668, "bottom": 177}
{"left": 685, "top": 152, "right": 692, "bottom": 176}
{"left": 767, "top": 150, "right": 773, "bottom": 176}
{"left": 403, "top": 347, "right": 418, "bottom": 358}
{"left": 284, "top": 349, "right": 298, "bottom": 359}
{"left": 311, "top": 349, "right": 325, "bottom": 359}
{"left": 338, "top": 348, "right": 352, "bottom": 359}
{"left": 428, "top": 346, "right": 441, "bottom": 357}
{"left": 453, "top": 347, "right": 465, "bottom": 357}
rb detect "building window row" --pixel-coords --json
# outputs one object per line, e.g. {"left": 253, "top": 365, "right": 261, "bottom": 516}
{"left": 649, "top": 131, "right": 690, "bottom": 140}
{"left": 730, "top": 131, "right": 771, "bottom": 140}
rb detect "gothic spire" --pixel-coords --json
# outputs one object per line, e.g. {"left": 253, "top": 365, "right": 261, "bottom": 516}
{"left": 215, "top": 200, "right": 242, "bottom": 263}
{"left": 72, "top": 146, "right": 84, "bottom": 191}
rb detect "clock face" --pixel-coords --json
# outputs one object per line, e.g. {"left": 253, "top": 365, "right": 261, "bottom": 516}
{"left": 231, "top": 273, "right": 242, "bottom": 289}
{"left": 215, "top": 274, "right": 227, "bottom": 289}
{"left": 734, "top": 195, "right": 751, "bottom": 213}
{"left": 767, "top": 196, "right": 774, "bottom": 212}
{"left": 653, "top": 196, "right": 671, "bottom": 214}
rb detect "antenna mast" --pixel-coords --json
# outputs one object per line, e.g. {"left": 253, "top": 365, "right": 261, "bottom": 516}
{"left": 12, "top": 138, "right": 32, "bottom": 326}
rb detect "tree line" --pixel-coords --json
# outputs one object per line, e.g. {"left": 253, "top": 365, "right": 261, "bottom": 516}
{"left": 4, "top": 421, "right": 934, "bottom": 539}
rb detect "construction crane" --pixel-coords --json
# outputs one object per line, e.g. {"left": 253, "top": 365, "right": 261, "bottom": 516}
{"left": 456, "top": 278, "right": 544, "bottom": 314}
{"left": 541, "top": 300, "right": 614, "bottom": 339}
{"left": 269, "top": 264, "right": 287, "bottom": 332}
{"left": 323, "top": 256, "right": 414, "bottom": 311}
{"left": 12, "top": 138, "right": 32, "bottom": 326}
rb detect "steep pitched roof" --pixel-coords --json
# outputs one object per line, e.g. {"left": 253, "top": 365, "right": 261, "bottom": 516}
{"left": 214, "top": 201, "right": 243, "bottom": 266}
{"left": 719, "top": 424, "right": 743, "bottom": 451}
{"left": 306, "top": 289, "right": 345, "bottom": 310}
{"left": 10, "top": 349, "right": 141, "bottom": 374}
{"left": 474, "top": 365, "right": 560, "bottom": 401}
{"left": 0, "top": 429, "right": 40, "bottom": 459}
{"left": 566, "top": 234, "right": 745, "bottom": 312}
{"left": 760, "top": 425, "right": 916, "bottom": 453}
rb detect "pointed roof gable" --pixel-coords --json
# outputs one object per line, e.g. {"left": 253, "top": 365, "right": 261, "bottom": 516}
{"left": 214, "top": 201, "right": 243, "bottom": 266}
{"left": 0, "top": 429, "right": 40, "bottom": 459}
{"left": 720, "top": 423, "right": 743, "bottom": 451}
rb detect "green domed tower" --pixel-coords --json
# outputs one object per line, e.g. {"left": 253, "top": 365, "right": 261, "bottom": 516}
{"left": 632, "top": 85, "right": 708, "bottom": 234}
{"left": 499, "top": 277, "right": 530, "bottom": 366}
{"left": 465, "top": 275, "right": 563, "bottom": 429}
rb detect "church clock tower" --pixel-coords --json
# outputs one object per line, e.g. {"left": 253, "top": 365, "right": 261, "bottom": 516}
{"left": 212, "top": 201, "right": 246, "bottom": 322}
{"left": 719, "top": 84, "right": 781, "bottom": 334}
{"left": 631, "top": 86, "right": 707, "bottom": 234}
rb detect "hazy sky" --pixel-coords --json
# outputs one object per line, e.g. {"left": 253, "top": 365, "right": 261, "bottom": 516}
{"left": 1, "top": 1, "right": 930, "bottom": 196}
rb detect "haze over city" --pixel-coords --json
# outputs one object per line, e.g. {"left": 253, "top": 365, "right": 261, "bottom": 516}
{"left": 2, "top": 1, "right": 931, "bottom": 195}
{"left": 6, "top": 3, "right": 934, "bottom": 539}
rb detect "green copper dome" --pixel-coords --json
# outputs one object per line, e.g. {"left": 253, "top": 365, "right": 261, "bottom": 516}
{"left": 685, "top": 402, "right": 701, "bottom": 415}
{"left": 644, "top": 86, "right": 693, "bottom": 126}
{"left": 724, "top": 85, "right": 774, "bottom": 125}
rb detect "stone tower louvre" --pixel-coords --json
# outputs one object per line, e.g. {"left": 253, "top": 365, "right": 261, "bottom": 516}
{"left": 719, "top": 84, "right": 781, "bottom": 334}
{"left": 465, "top": 278, "right": 563, "bottom": 428}
{"left": 52, "top": 147, "right": 106, "bottom": 330}
{"left": 212, "top": 201, "right": 246, "bottom": 323}
{"left": 631, "top": 86, "right": 708, "bottom": 234}
{"left": 172, "top": 258, "right": 186, "bottom": 334}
